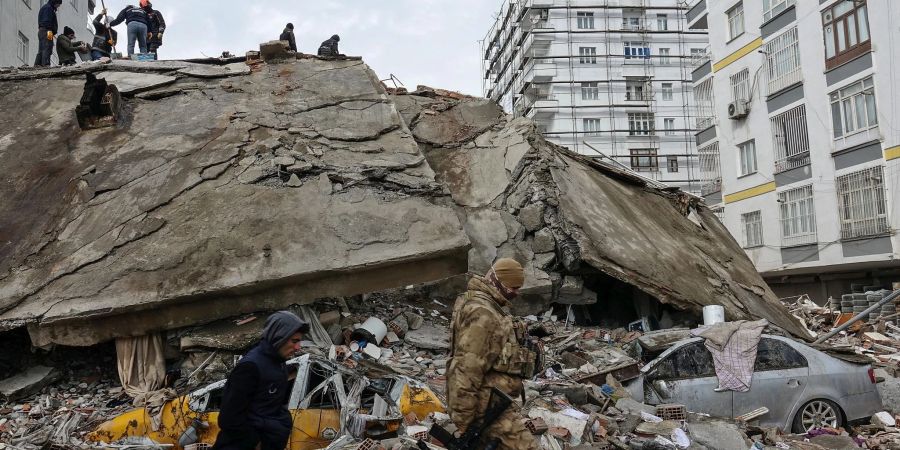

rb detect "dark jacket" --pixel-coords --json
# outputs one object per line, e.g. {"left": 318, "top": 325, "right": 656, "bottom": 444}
{"left": 56, "top": 34, "right": 83, "bottom": 65}
{"left": 317, "top": 35, "right": 340, "bottom": 57}
{"left": 38, "top": 3, "right": 59, "bottom": 34}
{"left": 109, "top": 5, "right": 150, "bottom": 28}
{"left": 148, "top": 9, "right": 166, "bottom": 39}
{"left": 91, "top": 14, "right": 117, "bottom": 56}
{"left": 279, "top": 28, "right": 297, "bottom": 52}
{"left": 212, "top": 312, "right": 307, "bottom": 450}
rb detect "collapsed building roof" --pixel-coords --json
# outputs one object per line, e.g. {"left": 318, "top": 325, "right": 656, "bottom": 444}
{"left": 0, "top": 54, "right": 809, "bottom": 347}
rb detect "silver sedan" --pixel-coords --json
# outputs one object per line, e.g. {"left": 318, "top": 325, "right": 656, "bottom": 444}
{"left": 625, "top": 334, "right": 882, "bottom": 432}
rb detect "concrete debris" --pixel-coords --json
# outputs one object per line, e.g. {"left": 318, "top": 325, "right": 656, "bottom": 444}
{"left": 0, "top": 367, "right": 59, "bottom": 401}
{"left": 95, "top": 71, "right": 177, "bottom": 96}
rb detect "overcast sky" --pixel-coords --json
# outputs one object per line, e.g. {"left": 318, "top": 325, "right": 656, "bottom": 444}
{"left": 99, "top": 0, "right": 500, "bottom": 96}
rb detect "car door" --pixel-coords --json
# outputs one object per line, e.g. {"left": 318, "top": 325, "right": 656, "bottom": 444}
{"left": 645, "top": 341, "right": 733, "bottom": 418}
{"left": 732, "top": 338, "right": 809, "bottom": 428}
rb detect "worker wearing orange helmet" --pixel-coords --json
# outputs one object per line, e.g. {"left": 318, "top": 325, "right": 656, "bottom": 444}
{"left": 109, "top": 0, "right": 154, "bottom": 57}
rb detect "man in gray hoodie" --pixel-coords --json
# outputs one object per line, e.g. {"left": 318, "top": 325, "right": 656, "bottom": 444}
{"left": 212, "top": 311, "right": 309, "bottom": 450}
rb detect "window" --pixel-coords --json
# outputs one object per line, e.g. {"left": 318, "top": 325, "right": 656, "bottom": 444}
{"left": 765, "top": 27, "right": 801, "bottom": 94}
{"left": 17, "top": 32, "right": 29, "bottom": 65}
{"left": 728, "top": 2, "right": 745, "bottom": 40}
{"left": 738, "top": 140, "right": 757, "bottom": 176}
{"left": 755, "top": 339, "right": 808, "bottom": 371}
{"left": 771, "top": 105, "right": 810, "bottom": 173}
{"left": 823, "top": 1, "right": 870, "bottom": 69}
{"left": 657, "top": 14, "right": 668, "bottom": 31}
{"left": 625, "top": 78, "right": 650, "bottom": 101}
{"left": 630, "top": 149, "right": 658, "bottom": 172}
{"left": 623, "top": 15, "right": 643, "bottom": 31}
{"left": 628, "top": 113, "right": 654, "bottom": 136}
{"left": 763, "top": 0, "right": 796, "bottom": 23}
{"left": 741, "top": 211, "right": 763, "bottom": 248}
{"left": 699, "top": 142, "right": 722, "bottom": 195}
{"left": 577, "top": 12, "right": 595, "bottom": 29}
{"left": 730, "top": 69, "right": 750, "bottom": 105}
{"left": 830, "top": 77, "right": 877, "bottom": 140}
{"left": 659, "top": 48, "right": 671, "bottom": 65}
{"left": 625, "top": 42, "right": 651, "bottom": 60}
{"left": 583, "top": 118, "right": 602, "bottom": 135}
{"left": 579, "top": 47, "right": 597, "bottom": 64}
{"left": 661, "top": 83, "right": 673, "bottom": 101}
{"left": 836, "top": 166, "right": 888, "bottom": 239}
{"left": 779, "top": 185, "right": 817, "bottom": 247}
{"left": 581, "top": 82, "right": 600, "bottom": 100}
{"left": 664, "top": 118, "right": 675, "bottom": 135}
{"left": 667, "top": 156, "right": 679, "bottom": 173}
{"left": 653, "top": 342, "right": 716, "bottom": 380}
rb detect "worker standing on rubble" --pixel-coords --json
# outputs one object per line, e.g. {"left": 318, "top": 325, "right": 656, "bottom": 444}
{"left": 280, "top": 23, "right": 298, "bottom": 52}
{"left": 447, "top": 258, "right": 540, "bottom": 450}
{"left": 147, "top": 7, "right": 166, "bottom": 58}
{"left": 212, "top": 311, "right": 310, "bottom": 450}
{"left": 109, "top": 0, "right": 153, "bottom": 57}
{"left": 35, "top": 0, "right": 62, "bottom": 67}
{"left": 56, "top": 27, "right": 87, "bottom": 66}
{"left": 317, "top": 34, "right": 342, "bottom": 57}
{"left": 90, "top": 9, "right": 118, "bottom": 61}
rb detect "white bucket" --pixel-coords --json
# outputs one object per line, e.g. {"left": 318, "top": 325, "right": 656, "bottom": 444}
{"left": 703, "top": 305, "right": 725, "bottom": 326}
{"left": 351, "top": 317, "right": 388, "bottom": 345}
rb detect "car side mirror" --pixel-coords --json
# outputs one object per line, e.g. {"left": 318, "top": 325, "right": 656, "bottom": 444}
{"left": 653, "top": 379, "right": 672, "bottom": 400}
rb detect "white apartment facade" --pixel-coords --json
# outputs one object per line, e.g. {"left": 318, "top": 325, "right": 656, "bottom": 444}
{"left": 482, "top": 0, "right": 710, "bottom": 193}
{"left": 690, "top": 0, "right": 900, "bottom": 302}
{"left": 0, "top": 0, "right": 96, "bottom": 68}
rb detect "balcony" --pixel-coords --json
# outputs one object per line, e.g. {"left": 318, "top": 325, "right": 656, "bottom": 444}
{"left": 524, "top": 58, "right": 557, "bottom": 82}
{"left": 522, "top": 33, "right": 553, "bottom": 57}
{"left": 686, "top": 0, "right": 708, "bottom": 30}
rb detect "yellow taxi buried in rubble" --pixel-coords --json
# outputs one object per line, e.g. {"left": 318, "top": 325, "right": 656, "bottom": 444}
{"left": 87, "top": 354, "right": 445, "bottom": 449}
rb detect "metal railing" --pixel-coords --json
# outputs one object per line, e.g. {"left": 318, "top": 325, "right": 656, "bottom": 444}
{"left": 699, "top": 142, "right": 721, "bottom": 196}
{"left": 779, "top": 185, "right": 818, "bottom": 247}
{"left": 772, "top": 105, "right": 811, "bottom": 173}
{"left": 765, "top": 27, "right": 802, "bottom": 95}
{"left": 836, "top": 166, "right": 890, "bottom": 240}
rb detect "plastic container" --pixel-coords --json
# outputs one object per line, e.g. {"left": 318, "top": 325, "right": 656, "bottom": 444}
{"left": 702, "top": 305, "right": 725, "bottom": 326}
{"left": 351, "top": 317, "right": 388, "bottom": 345}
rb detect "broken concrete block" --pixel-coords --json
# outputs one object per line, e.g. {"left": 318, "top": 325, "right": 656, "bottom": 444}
{"left": 531, "top": 228, "right": 556, "bottom": 253}
{"left": 0, "top": 366, "right": 59, "bottom": 401}
{"left": 405, "top": 324, "right": 449, "bottom": 350}
{"left": 237, "top": 166, "right": 274, "bottom": 184}
{"left": 260, "top": 40, "right": 292, "bottom": 61}
{"left": 272, "top": 156, "right": 295, "bottom": 167}
{"left": 560, "top": 276, "right": 583, "bottom": 295}
{"left": 96, "top": 71, "right": 177, "bottom": 96}
{"left": 319, "top": 310, "right": 341, "bottom": 328}
{"left": 286, "top": 174, "right": 303, "bottom": 187}
{"left": 404, "top": 312, "right": 424, "bottom": 330}
{"left": 518, "top": 203, "right": 544, "bottom": 232}
{"left": 177, "top": 62, "right": 250, "bottom": 79}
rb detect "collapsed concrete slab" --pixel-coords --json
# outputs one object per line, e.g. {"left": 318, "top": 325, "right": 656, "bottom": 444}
{"left": 0, "top": 366, "right": 59, "bottom": 401}
{"left": 393, "top": 87, "right": 811, "bottom": 339}
{"left": 0, "top": 59, "right": 469, "bottom": 347}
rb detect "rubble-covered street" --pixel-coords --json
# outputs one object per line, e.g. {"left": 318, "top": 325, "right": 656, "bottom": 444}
{"left": 3, "top": 43, "right": 900, "bottom": 450}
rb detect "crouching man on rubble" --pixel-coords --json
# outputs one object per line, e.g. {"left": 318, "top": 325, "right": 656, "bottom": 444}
{"left": 212, "top": 311, "right": 310, "bottom": 450}
{"left": 447, "top": 258, "right": 540, "bottom": 450}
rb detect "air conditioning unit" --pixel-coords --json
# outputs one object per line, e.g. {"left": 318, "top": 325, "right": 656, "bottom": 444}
{"left": 728, "top": 100, "right": 750, "bottom": 120}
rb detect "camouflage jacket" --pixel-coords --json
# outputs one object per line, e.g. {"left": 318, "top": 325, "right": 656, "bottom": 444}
{"left": 446, "top": 275, "right": 535, "bottom": 431}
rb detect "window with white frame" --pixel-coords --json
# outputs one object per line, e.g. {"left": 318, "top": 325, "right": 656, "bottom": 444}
{"left": 623, "top": 15, "right": 643, "bottom": 31}
{"left": 836, "top": 166, "right": 888, "bottom": 239}
{"left": 625, "top": 42, "right": 650, "bottom": 60}
{"left": 830, "top": 77, "right": 877, "bottom": 139}
{"left": 661, "top": 83, "right": 673, "bottom": 101}
{"left": 738, "top": 139, "right": 757, "bottom": 176}
{"left": 699, "top": 142, "right": 721, "bottom": 195}
{"left": 667, "top": 156, "right": 679, "bottom": 173}
{"left": 579, "top": 47, "right": 598, "bottom": 64}
{"left": 17, "top": 32, "right": 29, "bottom": 65}
{"left": 779, "top": 185, "right": 817, "bottom": 247}
{"left": 728, "top": 2, "right": 745, "bottom": 40}
{"left": 664, "top": 118, "right": 676, "bottom": 135}
{"left": 730, "top": 69, "right": 750, "bottom": 103}
{"left": 741, "top": 211, "right": 764, "bottom": 248}
{"left": 581, "top": 82, "right": 600, "bottom": 100}
{"left": 628, "top": 113, "right": 655, "bottom": 136}
{"left": 763, "top": 0, "right": 795, "bottom": 23}
{"left": 625, "top": 78, "right": 650, "bottom": 101}
{"left": 659, "top": 48, "right": 671, "bottom": 65}
{"left": 630, "top": 149, "right": 658, "bottom": 172}
{"left": 577, "top": 12, "right": 595, "bottom": 30}
{"left": 657, "top": 14, "right": 668, "bottom": 31}
{"left": 583, "top": 118, "right": 602, "bottom": 135}
{"left": 771, "top": 104, "right": 810, "bottom": 173}
{"left": 764, "top": 27, "right": 801, "bottom": 94}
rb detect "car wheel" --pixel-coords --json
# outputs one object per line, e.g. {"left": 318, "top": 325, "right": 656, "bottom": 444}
{"left": 792, "top": 399, "right": 843, "bottom": 433}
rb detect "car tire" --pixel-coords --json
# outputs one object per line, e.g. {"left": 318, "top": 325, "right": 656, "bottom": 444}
{"left": 792, "top": 399, "right": 844, "bottom": 433}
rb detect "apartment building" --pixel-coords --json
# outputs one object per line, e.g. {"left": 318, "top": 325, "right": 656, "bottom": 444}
{"left": 690, "top": 0, "right": 900, "bottom": 302}
{"left": 482, "top": 0, "right": 710, "bottom": 193}
{"left": 1, "top": 0, "right": 96, "bottom": 68}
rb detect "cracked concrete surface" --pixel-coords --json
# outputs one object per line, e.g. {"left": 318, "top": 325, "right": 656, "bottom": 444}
{"left": 0, "top": 59, "right": 469, "bottom": 347}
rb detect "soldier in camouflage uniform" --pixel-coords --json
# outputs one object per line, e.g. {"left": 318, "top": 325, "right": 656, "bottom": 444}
{"left": 447, "top": 258, "right": 540, "bottom": 450}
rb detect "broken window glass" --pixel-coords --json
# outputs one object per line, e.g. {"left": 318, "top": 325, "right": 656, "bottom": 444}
{"left": 754, "top": 338, "right": 808, "bottom": 371}
{"left": 652, "top": 342, "right": 716, "bottom": 380}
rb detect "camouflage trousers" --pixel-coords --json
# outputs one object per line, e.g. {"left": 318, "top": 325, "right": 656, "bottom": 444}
{"left": 482, "top": 408, "right": 539, "bottom": 450}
